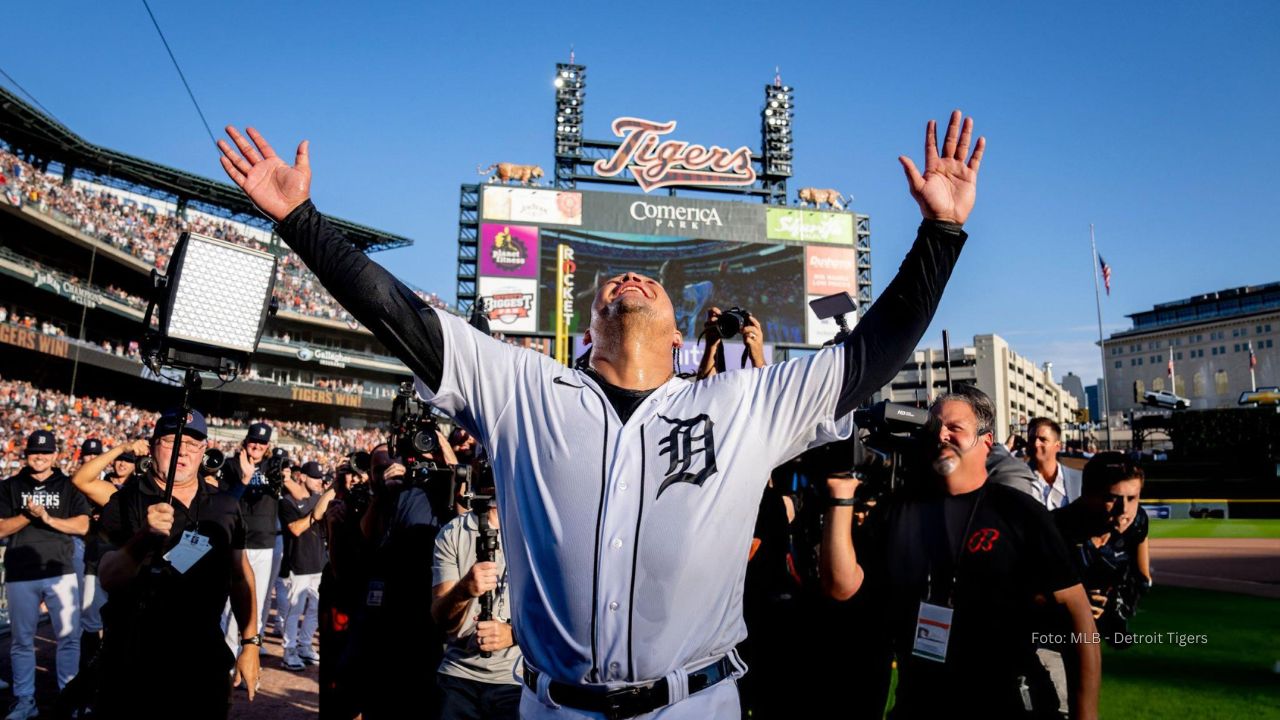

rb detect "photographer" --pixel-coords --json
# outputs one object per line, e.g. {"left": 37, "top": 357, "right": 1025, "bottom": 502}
{"left": 1053, "top": 453, "right": 1151, "bottom": 637}
{"left": 821, "top": 387, "right": 1100, "bottom": 719}
{"left": 220, "top": 111, "right": 980, "bottom": 717}
{"left": 696, "top": 306, "right": 767, "bottom": 379}
{"left": 431, "top": 480, "right": 522, "bottom": 719}
{"left": 95, "top": 408, "right": 259, "bottom": 718}
{"left": 358, "top": 443, "right": 451, "bottom": 718}
{"left": 279, "top": 461, "right": 335, "bottom": 670}
{"left": 318, "top": 459, "right": 371, "bottom": 719}
{"left": 0, "top": 430, "right": 90, "bottom": 720}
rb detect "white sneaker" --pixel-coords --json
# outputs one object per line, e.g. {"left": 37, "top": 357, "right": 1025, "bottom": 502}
{"left": 298, "top": 647, "right": 320, "bottom": 665}
{"left": 5, "top": 696, "right": 38, "bottom": 720}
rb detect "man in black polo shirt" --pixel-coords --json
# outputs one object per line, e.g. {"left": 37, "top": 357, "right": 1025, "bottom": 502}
{"left": 220, "top": 421, "right": 280, "bottom": 656}
{"left": 278, "top": 460, "right": 335, "bottom": 670}
{"left": 96, "top": 408, "right": 260, "bottom": 718}
{"left": 821, "top": 387, "right": 1101, "bottom": 719}
{"left": 0, "top": 430, "right": 91, "bottom": 720}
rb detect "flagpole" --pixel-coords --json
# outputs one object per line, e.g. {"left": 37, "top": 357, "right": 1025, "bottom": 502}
{"left": 1249, "top": 341, "right": 1257, "bottom": 391}
{"left": 1090, "top": 224, "right": 1113, "bottom": 450}
{"left": 1169, "top": 346, "right": 1176, "bottom": 397}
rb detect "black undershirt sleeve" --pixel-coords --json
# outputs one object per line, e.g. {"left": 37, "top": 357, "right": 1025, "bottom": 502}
{"left": 835, "top": 220, "right": 967, "bottom": 417}
{"left": 275, "top": 201, "right": 447, "bottom": 392}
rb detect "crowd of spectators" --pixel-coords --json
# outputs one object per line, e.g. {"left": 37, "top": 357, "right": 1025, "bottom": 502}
{"left": 1, "top": 148, "right": 456, "bottom": 329}
{"left": 0, "top": 376, "right": 386, "bottom": 476}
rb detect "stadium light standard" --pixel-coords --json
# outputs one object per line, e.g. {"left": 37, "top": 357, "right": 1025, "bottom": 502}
{"left": 141, "top": 231, "right": 277, "bottom": 503}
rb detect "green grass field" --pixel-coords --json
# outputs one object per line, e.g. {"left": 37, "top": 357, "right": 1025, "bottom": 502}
{"left": 1147, "top": 519, "right": 1280, "bottom": 539}
{"left": 1101, "top": 586, "right": 1280, "bottom": 719}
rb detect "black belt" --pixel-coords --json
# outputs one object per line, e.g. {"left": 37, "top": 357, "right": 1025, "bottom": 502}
{"left": 522, "top": 656, "right": 735, "bottom": 720}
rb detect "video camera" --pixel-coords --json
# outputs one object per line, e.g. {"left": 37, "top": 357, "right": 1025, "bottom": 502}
{"left": 388, "top": 381, "right": 457, "bottom": 516}
{"left": 805, "top": 401, "right": 941, "bottom": 499}
{"left": 201, "top": 448, "right": 226, "bottom": 480}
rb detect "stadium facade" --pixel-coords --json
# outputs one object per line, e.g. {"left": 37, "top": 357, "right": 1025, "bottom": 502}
{"left": 1101, "top": 282, "right": 1280, "bottom": 414}
{"left": 0, "top": 84, "right": 422, "bottom": 427}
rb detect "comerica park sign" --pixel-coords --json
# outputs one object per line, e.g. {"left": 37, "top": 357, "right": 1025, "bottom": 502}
{"left": 593, "top": 117, "right": 756, "bottom": 192}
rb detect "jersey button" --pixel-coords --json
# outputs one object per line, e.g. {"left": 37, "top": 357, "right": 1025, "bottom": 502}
{"left": 609, "top": 661, "right": 621, "bottom": 677}
{"left": 619, "top": 482, "right": 628, "bottom": 490}
{"left": 608, "top": 601, "right": 620, "bottom": 612}
{"left": 611, "top": 538, "right": 623, "bottom": 549}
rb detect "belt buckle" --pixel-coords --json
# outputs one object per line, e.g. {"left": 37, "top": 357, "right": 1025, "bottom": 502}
{"left": 602, "top": 685, "right": 652, "bottom": 720}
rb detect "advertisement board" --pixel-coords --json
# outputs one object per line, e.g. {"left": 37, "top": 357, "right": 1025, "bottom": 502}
{"left": 767, "top": 208, "right": 855, "bottom": 245}
{"left": 477, "top": 277, "right": 539, "bottom": 333}
{"left": 481, "top": 187, "right": 582, "bottom": 226}
{"left": 479, "top": 223, "right": 541, "bottom": 278}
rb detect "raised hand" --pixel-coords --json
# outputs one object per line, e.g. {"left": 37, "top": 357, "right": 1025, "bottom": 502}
{"left": 218, "top": 126, "right": 311, "bottom": 222}
{"left": 899, "top": 110, "right": 985, "bottom": 226}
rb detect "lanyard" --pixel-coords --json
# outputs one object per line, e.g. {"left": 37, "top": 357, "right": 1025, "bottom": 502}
{"left": 925, "top": 485, "right": 989, "bottom": 608}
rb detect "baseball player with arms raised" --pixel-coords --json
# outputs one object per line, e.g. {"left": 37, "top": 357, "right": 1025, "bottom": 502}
{"left": 218, "top": 111, "right": 984, "bottom": 719}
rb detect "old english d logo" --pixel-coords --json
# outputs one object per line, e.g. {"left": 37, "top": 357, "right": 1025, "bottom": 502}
{"left": 656, "top": 414, "right": 717, "bottom": 498}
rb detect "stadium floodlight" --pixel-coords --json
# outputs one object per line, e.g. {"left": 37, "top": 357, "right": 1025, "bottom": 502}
{"left": 143, "top": 231, "right": 278, "bottom": 377}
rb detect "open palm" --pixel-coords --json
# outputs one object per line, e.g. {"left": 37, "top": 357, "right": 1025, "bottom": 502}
{"left": 218, "top": 126, "right": 311, "bottom": 223}
{"left": 899, "top": 110, "right": 985, "bottom": 226}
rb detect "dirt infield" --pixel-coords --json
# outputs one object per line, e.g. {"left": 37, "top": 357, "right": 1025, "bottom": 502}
{"left": 0, "top": 617, "right": 318, "bottom": 719}
{"left": 1149, "top": 537, "right": 1280, "bottom": 599}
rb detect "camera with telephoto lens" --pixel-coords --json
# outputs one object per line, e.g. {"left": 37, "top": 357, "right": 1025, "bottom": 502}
{"left": 714, "top": 307, "right": 752, "bottom": 339}
{"left": 261, "top": 447, "right": 292, "bottom": 497}
{"left": 201, "top": 448, "right": 225, "bottom": 480}
{"left": 336, "top": 451, "right": 373, "bottom": 516}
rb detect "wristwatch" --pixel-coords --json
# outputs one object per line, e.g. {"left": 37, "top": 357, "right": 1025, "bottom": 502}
{"left": 243, "top": 634, "right": 263, "bottom": 647}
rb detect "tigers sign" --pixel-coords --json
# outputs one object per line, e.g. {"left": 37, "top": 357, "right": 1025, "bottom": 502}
{"left": 593, "top": 117, "right": 756, "bottom": 192}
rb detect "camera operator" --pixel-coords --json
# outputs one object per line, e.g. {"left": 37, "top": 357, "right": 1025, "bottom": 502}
{"left": 278, "top": 460, "right": 335, "bottom": 670}
{"left": 820, "top": 387, "right": 1100, "bottom": 719}
{"left": 358, "top": 440, "right": 453, "bottom": 718}
{"left": 0, "top": 430, "right": 90, "bottom": 720}
{"left": 695, "top": 306, "right": 766, "bottom": 379}
{"left": 1053, "top": 452, "right": 1151, "bottom": 638}
{"left": 431, "top": 474, "right": 522, "bottom": 719}
{"left": 94, "top": 408, "right": 259, "bottom": 718}
{"left": 318, "top": 458, "right": 371, "bottom": 719}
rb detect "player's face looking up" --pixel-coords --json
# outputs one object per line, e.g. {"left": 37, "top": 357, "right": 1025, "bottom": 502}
{"left": 586, "top": 271, "right": 683, "bottom": 360}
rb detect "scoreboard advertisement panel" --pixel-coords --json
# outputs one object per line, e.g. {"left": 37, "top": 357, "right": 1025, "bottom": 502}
{"left": 476, "top": 186, "right": 859, "bottom": 347}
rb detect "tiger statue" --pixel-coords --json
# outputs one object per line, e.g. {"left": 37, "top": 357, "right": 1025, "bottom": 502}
{"left": 796, "top": 187, "right": 846, "bottom": 210}
{"left": 477, "top": 163, "right": 545, "bottom": 186}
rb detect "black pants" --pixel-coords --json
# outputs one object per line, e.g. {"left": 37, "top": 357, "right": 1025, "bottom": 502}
{"left": 437, "top": 674, "right": 521, "bottom": 720}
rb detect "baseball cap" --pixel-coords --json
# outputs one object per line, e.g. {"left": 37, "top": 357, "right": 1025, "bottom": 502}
{"left": 245, "top": 422, "right": 273, "bottom": 444}
{"left": 152, "top": 408, "right": 209, "bottom": 441}
{"left": 300, "top": 461, "right": 324, "bottom": 480}
{"left": 81, "top": 438, "right": 104, "bottom": 457}
{"left": 24, "top": 430, "right": 56, "bottom": 455}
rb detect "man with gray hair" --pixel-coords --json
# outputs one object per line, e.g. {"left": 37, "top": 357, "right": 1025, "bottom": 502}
{"left": 822, "top": 386, "right": 1101, "bottom": 718}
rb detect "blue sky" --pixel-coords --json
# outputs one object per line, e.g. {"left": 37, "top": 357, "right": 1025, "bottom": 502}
{"left": 4, "top": 1, "right": 1277, "bottom": 385}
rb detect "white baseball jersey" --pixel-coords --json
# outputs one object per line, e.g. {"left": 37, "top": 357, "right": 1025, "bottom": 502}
{"left": 418, "top": 311, "right": 853, "bottom": 700}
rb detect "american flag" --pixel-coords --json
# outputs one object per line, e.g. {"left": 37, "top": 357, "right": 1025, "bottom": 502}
{"left": 1250, "top": 343, "right": 1257, "bottom": 370}
{"left": 1098, "top": 255, "right": 1112, "bottom": 295}
{"left": 1167, "top": 348, "right": 1174, "bottom": 376}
